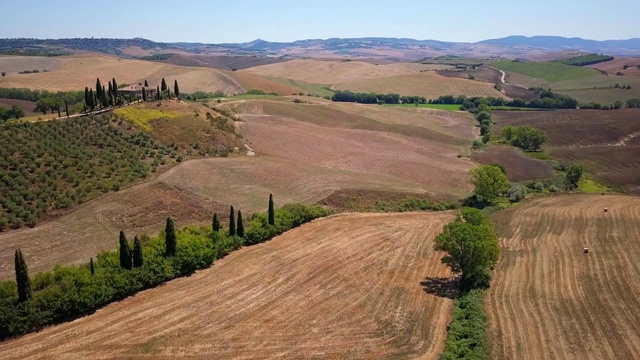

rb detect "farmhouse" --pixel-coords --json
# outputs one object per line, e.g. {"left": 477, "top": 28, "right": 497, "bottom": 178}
{"left": 118, "top": 84, "right": 157, "bottom": 99}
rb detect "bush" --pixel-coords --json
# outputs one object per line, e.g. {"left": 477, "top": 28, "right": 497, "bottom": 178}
{"left": 440, "top": 289, "right": 489, "bottom": 360}
{"left": 507, "top": 184, "right": 527, "bottom": 203}
{"left": 549, "top": 185, "right": 559, "bottom": 193}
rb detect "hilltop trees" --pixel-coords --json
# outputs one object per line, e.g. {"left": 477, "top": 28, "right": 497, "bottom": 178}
{"left": 434, "top": 208, "right": 500, "bottom": 289}
{"left": 470, "top": 164, "right": 508, "bottom": 204}
{"left": 119, "top": 231, "right": 132, "bottom": 270}
{"left": 268, "top": 194, "right": 275, "bottom": 226}
{"left": 14, "top": 248, "right": 32, "bottom": 303}
{"left": 165, "top": 217, "right": 177, "bottom": 256}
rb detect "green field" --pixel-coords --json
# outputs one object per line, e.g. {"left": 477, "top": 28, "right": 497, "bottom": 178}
{"left": 492, "top": 60, "right": 598, "bottom": 83}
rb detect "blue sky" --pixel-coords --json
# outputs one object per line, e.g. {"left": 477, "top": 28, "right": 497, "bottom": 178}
{"left": 0, "top": 0, "right": 637, "bottom": 43}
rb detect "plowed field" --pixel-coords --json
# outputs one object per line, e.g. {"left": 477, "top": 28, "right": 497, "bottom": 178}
{"left": 0, "top": 212, "right": 455, "bottom": 360}
{"left": 487, "top": 195, "right": 640, "bottom": 360}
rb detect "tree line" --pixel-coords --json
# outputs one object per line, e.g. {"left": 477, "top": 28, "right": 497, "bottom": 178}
{"left": 554, "top": 53, "right": 614, "bottom": 67}
{"left": 1, "top": 196, "right": 331, "bottom": 339}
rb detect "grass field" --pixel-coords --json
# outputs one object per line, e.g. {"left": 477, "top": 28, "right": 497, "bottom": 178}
{"left": 488, "top": 195, "right": 640, "bottom": 360}
{"left": 0, "top": 212, "right": 455, "bottom": 359}
{"left": 493, "top": 109, "right": 640, "bottom": 193}
{"left": 491, "top": 60, "right": 599, "bottom": 83}
{"left": 0, "top": 100, "right": 476, "bottom": 279}
{"left": 0, "top": 55, "right": 244, "bottom": 94}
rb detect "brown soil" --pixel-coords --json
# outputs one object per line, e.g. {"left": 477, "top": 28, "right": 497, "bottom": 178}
{"left": 487, "top": 195, "right": 640, "bottom": 360}
{"left": 0, "top": 99, "right": 38, "bottom": 116}
{"left": 470, "top": 146, "right": 554, "bottom": 182}
{"left": 493, "top": 109, "right": 640, "bottom": 193}
{"left": 0, "top": 212, "right": 455, "bottom": 360}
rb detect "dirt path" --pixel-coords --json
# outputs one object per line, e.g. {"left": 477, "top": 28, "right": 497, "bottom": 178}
{"left": 0, "top": 212, "right": 455, "bottom": 360}
{"left": 487, "top": 195, "right": 640, "bottom": 360}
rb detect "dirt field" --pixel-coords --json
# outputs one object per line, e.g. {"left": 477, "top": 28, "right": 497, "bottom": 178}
{"left": 0, "top": 99, "right": 38, "bottom": 116}
{"left": 0, "top": 55, "right": 243, "bottom": 94}
{"left": 493, "top": 109, "right": 640, "bottom": 193}
{"left": 470, "top": 146, "right": 554, "bottom": 182}
{"left": 0, "top": 212, "right": 455, "bottom": 359}
{"left": 487, "top": 195, "right": 640, "bottom": 360}
{"left": 0, "top": 100, "right": 476, "bottom": 279}
{"left": 437, "top": 66, "right": 536, "bottom": 100}
{"left": 586, "top": 56, "right": 640, "bottom": 74}
{"left": 162, "top": 54, "right": 290, "bottom": 70}
{"left": 333, "top": 71, "right": 505, "bottom": 99}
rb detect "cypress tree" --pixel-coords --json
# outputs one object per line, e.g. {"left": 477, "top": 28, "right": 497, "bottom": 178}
{"left": 96, "top": 78, "right": 102, "bottom": 103}
{"left": 14, "top": 249, "right": 32, "bottom": 303}
{"left": 108, "top": 81, "right": 113, "bottom": 97}
{"left": 64, "top": 100, "right": 69, "bottom": 117}
{"left": 144, "top": 80, "right": 149, "bottom": 87}
{"left": 119, "top": 230, "right": 131, "bottom": 270}
{"left": 174, "top": 80, "right": 180, "bottom": 98}
{"left": 237, "top": 210, "right": 244, "bottom": 237}
{"left": 156, "top": 85, "right": 161, "bottom": 100}
{"left": 112, "top": 77, "right": 118, "bottom": 97}
{"left": 229, "top": 205, "right": 236, "bottom": 236}
{"left": 88, "top": 89, "right": 95, "bottom": 111}
{"left": 161, "top": 78, "right": 167, "bottom": 91}
{"left": 212, "top": 213, "right": 220, "bottom": 232}
{"left": 84, "top": 87, "right": 90, "bottom": 110}
{"left": 165, "top": 217, "right": 177, "bottom": 256}
{"left": 268, "top": 193, "right": 275, "bottom": 226}
{"left": 57, "top": 107, "right": 61, "bottom": 118}
{"left": 142, "top": 87, "right": 147, "bottom": 101}
{"left": 133, "top": 235, "right": 144, "bottom": 268}
{"left": 90, "top": 257, "right": 95, "bottom": 275}
{"left": 102, "top": 85, "right": 108, "bottom": 107}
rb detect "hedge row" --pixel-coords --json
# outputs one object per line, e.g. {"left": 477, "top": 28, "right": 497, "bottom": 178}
{"left": 0, "top": 203, "right": 330, "bottom": 340}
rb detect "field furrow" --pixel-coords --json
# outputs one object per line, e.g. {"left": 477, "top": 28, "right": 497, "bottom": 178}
{"left": 487, "top": 195, "right": 640, "bottom": 360}
{"left": 0, "top": 212, "right": 454, "bottom": 359}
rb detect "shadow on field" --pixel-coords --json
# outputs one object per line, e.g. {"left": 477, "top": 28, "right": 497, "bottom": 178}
{"left": 420, "top": 276, "right": 458, "bottom": 299}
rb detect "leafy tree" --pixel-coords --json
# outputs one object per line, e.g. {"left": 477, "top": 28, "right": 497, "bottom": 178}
{"left": 165, "top": 217, "right": 177, "bottom": 256}
{"left": 236, "top": 210, "right": 245, "bottom": 237}
{"left": 0, "top": 107, "right": 8, "bottom": 121}
{"left": 132, "top": 235, "right": 143, "bottom": 268}
{"left": 470, "top": 164, "right": 508, "bottom": 204}
{"left": 229, "top": 205, "right": 236, "bottom": 236}
{"left": 511, "top": 126, "right": 548, "bottom": 151}
{"left": 501, "top": 125, "right": 514, "bottom": 141}
{"left": 9, "top": 105, "right": 24, "bottom": 119}
{"left": 268, "top": 193, "right": 275, "bottom": 225}
{"left": 14, "top": 248, "right": 32, "bottom": 303}
{"left": 434, "top": 208, "right": 500, "bottom": 289}
{"left": 565, "top": 164, "right": 583, "bottom": 189}
{"left": 212, "top": 213, "right": 220, "bottom": 232}
{"left": 161, "top": 78, "right": 167, "bottom": 91}
{"left": 90, "top": 257, "right": 95, "bottom": 275}
{"left": 118, "top": 230, "right": 131, "bottom": 269}
{"left": 476, "top": 111, "right": 491, "bottom": 123}
{"left": 174, "top": 80, "right": 180, "bottom": 98}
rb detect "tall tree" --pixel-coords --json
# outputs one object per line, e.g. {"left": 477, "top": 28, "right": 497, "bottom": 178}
{"left": 156, "top": 85, "right": 161, "bottom": 100}
{"left": 57, "top": 106, "right": 61, "bottom": 118}
{"left": 236, "top": 210, "right": 244, "bottom": 237}
{"left": 84, "top": 87, "right": 90, "bottom": 111}
{"left": 268, "top": 194, "right": 275, "bottom": 225}
{"left": 174, "top": 80, "right": 180, "bottom": 98}
{"left": 90, "top": 257, "right": 95, "bottom": 276}
{"left": 102, "top": 85, "right": 108, "bottom": 107}
{"left": 132, "top": 235, "right": 144, "bottom": 268}
{"left": 161, "top": 78, "right": 167, "bottom": 91}
{"left": 112, "top": 77, "right": 118, "bottom": 97}
{"left": 142, "top": 87, "right": 147, "bottom": 101}
{"left": 229, "top": 205, "right": 236, "bottom": 236}
{"left": 64, "top": 100, "right": 69, "bottom": 117}
{"left": 96, "top": 78, "right": 102, "bottom": 104}
{"left": 88, "top": 89, "right": 95, "bottom": 111}
{"left": 165, "top": 217, "right": 177, "bottom": 256}
{"left": 144, "top": 80, "right": 149, "bottom": 87}
{"left": 119, "top": 230, "right": 131, "bottom": 270}
{"left": 212, "top": 213, "right": 220, "bottom": 232}
{"left": 108, "top": 81, "right": 113, "bottom": 98}
{"left": 14, "top": 249, "right": 32, "bottom": 303}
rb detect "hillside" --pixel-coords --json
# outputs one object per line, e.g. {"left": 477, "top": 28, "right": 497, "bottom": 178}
{"left": 0, "top": 212, "right": 455, "bottom": 359}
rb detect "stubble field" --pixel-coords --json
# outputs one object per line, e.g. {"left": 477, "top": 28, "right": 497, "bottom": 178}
{"left": 0, "top": 212, "right": 455, "bottom": 360}
{"left": 487, "top": 195, "right": 640, "bottom": 360}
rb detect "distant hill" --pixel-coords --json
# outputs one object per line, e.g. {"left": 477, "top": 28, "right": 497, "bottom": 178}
{"left": 1, "top": 35, "right": 639, "bottom": 60}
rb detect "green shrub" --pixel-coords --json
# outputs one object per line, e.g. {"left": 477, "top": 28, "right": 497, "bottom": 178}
{"left": 440, "top": 289, "right": 488, "bottom": 360}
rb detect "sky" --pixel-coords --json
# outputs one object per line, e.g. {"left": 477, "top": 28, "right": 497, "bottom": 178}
{"left": 0, "top": 0, "right": 637, "bottom": 43}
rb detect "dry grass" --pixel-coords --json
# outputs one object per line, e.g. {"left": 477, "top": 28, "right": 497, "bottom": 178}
{"left": 334, "top": 71, "right": 505, "bottom": 99}
{"left": 487, "top": 195, "right": 640, "bottom": 360}
{"left": 0, "top": 55, "right": 61, "bottom": 74}
{"left": 243, "top": 58, "right": 414, "bottom": 84}
{"left": 0, "top": 212, "right": 455, "bottom": 360}
{"left": 0, "top": 54, "right": 243, "bottom": 94}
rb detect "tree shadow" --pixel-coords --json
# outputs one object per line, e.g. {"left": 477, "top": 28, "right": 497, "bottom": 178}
{"left": 420, "top": 276, "right": 459, "bottom": 299}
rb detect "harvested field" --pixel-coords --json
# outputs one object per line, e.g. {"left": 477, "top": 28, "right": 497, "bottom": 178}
{"left": 161, "top": 54, "right": 290, "bottom": 70}
{"left": 243, "top": 58, "right": 414, "bottom": 84}
{"left": 0, "top": 98, "right": 38, "bottom": 116}
{"left": 487, "top": 195, "right": 640, "bottom": 360}
{"left": 470, "top": 146, "right": 554, "bottom": 182}
{"left": 0, "top": 55, "right": 61, "bottom": 74}
{"left": 0, "top": 100, "right": 476, "bottom": 279}
{"left": 0, "top": 54, "right": 243, "bottom": 94}
{"left": 493, "top": 109, "right": 640, "bottom": 193}
{"left": 586, "top": 56, "right": 640, "bottom": 73}
{"left": 225, "top": 70, "right": 303, "bottom": 95}
{"left": 0, "top": 212, "right": 455, "bottom": 359}
{"left": 333, "top": 72, "right": 505, "bottom": 99}
{"left": 437, "top": 66, "right": 536, "bottom": 100}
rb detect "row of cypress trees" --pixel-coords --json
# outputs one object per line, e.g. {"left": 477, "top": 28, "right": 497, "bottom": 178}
{"left": 13, "top": 194, "right": 277, "bottom": 304}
